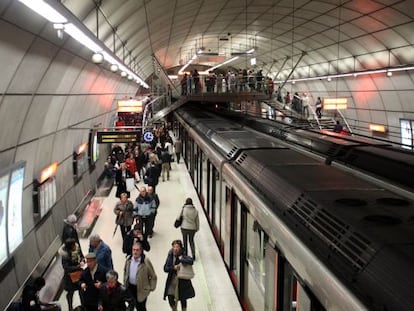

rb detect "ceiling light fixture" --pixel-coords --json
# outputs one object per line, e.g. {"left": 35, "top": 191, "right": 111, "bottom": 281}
{"left": 18, "top": 0, "right": 148, "bottom": 88}
{"left": 274, "top": 65, "right": 414, "bottom": 84}
{"left": 91, "top": 52, "right": 104, "bottom": 64}
{"left": 207, "top": 56, "right": 240, "bottom": 71}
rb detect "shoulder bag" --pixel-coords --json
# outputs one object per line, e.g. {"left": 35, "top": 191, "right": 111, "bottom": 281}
{"left": 174, "top": 208, "right": 184, "bottom": 228}
{"left": 69, "top": 269, "right": 82, "bottom": 283}
{"left": 177, "top": 262, "right": 194, "bottom": 280}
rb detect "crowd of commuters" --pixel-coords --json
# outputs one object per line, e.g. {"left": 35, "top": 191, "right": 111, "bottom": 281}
{"left": 180, "top": 68, "right": 274, "bottom": 96}
{"left": 52, "top": 125, "right": 197, "bottom": 311}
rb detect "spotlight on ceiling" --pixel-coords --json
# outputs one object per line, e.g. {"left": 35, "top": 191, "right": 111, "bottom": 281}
{"left": 386, "top": 71, "right": 393, "bottom": 77}
{"left": 121, "top": 71, "right": 127, "bottom": 77}
{"left": 127, "top": 75, "right": 133, "bottom": 80}
{"left": 92, "top": 52, "right": 104, "bottom": 64}
{"left": 110, "top": 64, "right": 118, "bottom": 72}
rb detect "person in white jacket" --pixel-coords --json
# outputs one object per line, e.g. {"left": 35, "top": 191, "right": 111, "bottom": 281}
{"left": 177, "top": 198, "right": 199, "bottom": 260}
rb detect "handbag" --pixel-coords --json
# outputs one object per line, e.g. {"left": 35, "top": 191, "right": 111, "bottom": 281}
{"left": 177, "top": 262, "right": 194, "bottom": 280}
{"left": 69, "top": 270, "right": 82, "bottom": 283}
{"left": 174, "top": 215, "right": 183, "bottom": 228}
{"left": 126, "top": 177, "right": 135, "bottom": 191}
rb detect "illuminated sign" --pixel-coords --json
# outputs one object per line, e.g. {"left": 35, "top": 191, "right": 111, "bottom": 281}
{"left": 117, "top": 99, "right": 143, "bottom": 113}
{"left": 39, "top": 162, "right": 58, "bottom": 184}
{"left": 143, "top": 131, "right": 154, "bottom": 143}
{"left": 97, "top": 131, "right": 141, "bottom": 143}
{"left": 8, "top": 163, "right": 25, "bottom": 254}
{"left": 369, "top": 124, "right": 386, "bottom": 133}
{"left": 0, "top": 171, "right": 8, "bottom": 266}
{"left": 323, "top": 98, "right": 348, "bottom": 110}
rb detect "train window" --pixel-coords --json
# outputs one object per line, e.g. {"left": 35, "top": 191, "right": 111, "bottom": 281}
{"left": 201, "top": 154, "right": 208, "bottom": 210}
{"left": 281, "top": 263, "right": 325, "bottom": 311}
{"left": 264, "top": 246, "right": 279, "bottom": 311}
{"left": 245, "top": 214, "right": 267, "bottom": 310}
{"left": 212, "top": 166, "right": 221, "bottom": 245}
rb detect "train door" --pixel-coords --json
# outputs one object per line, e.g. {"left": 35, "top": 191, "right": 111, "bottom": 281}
{"left": 264, "top": 245, "right": 279, "bottom": 311}
{"left": 195, "top": 146, "right": 203, "bottom": 198}
{"left": 209, "top": 164, "right": 220, "bottom": 243}
{"left": 199, "top": 150, "right": 207, "bottom": 206}
{"left": 225, "top": 190, "right": 247, "bottom": 303}
{"left": 192, "top": 141, "right": 198, "bottom": 186}
{"left": 279, "top": 260, "right": 322, "bottom": 311}
{"left": 244, "top": 213, "right": 268, "bottom": 310}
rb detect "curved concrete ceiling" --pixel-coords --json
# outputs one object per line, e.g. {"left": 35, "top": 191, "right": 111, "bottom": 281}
{"left": 60, "top": 0, "right": 414, "bottom": 79}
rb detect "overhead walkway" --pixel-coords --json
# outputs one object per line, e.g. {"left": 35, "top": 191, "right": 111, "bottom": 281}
{"left": 150, "top": 92, "right": 270, "bottom": 123}
{"left": 58, "top": 160, "right": 241, "bottom": 311}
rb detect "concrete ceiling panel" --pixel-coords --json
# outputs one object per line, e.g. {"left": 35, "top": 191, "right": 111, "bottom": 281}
{"left": 379, "top": 90, "right": 402, "bottom": 111}
{"left": 56, "top": 95, "right": 84, "bottom": 130}
{"left": 14, "top": 141, "right": 36, "bottom": 188}
{"left": 0, "top": 96, "right": 31, "bottom": 151}
{"left": 369, "top": 110, "right": 388, "bottom": 125}
{"left": 370, "top": 7, "right": 412, "bottom": 27}
{"left": 19, "top": 96, "right": 53, "bottom": 144}
{"left": 0, "top": 149, "right": 15, "bottom": 172}
{"left": 8, "top": 38, "right": 59, "bottom": 93}
{"left": 0, "top": 20, "right": 34, "bottom": 93}
{"left": 37, "top": 50, "right": 82, "bottom": 94}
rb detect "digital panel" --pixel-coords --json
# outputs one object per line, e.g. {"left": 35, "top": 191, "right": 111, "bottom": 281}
{"left": 7, "top": 164, "right": 25, "bottom": 254}
{"left": 39, "top": 178, "right": 57, "bottom": 218}
{"left": 74, "top": 151, "right": 88, "bottom": 178}
{"left": 97, "top": 131, "right": 141, "bottom": 143}
{"left": 92, "top": 132, "right": 99, "bottom": 163}
{"left": 400, "top": 119, "right": 413, "bottom": 150}
{"left": 0, "top": 172, "right": 9, "bottom": 266}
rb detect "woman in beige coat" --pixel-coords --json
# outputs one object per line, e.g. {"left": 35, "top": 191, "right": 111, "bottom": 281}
{"left": 178, "top": 198, "right": 199, "bottom": 260}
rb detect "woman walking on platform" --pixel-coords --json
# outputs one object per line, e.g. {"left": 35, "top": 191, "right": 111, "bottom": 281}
{"left": 177, "top": 198, "right": 199, "bottom": 260}
{"left": 163, "top": 240, "right": 195, "bottom": 311}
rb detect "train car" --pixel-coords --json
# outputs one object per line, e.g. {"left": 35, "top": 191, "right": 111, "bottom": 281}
{"left": 217, "top": 111, "right": 414, "bottom": 192}
{"left": 172, "top": 105, "right": 414, "bottom": 311}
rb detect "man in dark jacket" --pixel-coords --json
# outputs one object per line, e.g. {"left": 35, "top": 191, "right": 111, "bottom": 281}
{"left": 80, "top": 253, "right": 108, "bottom": 311}
{"left": 61, "top": 214, "right": 81, "bottom": 249}
{"left": 98, "top": 270, "right": 133, "bottom": 311}
{"left": 122, "top": 224, "right": 150, "bottom": 256}
{"left": 134, "top": 187, "right": 157, "bottom": 237}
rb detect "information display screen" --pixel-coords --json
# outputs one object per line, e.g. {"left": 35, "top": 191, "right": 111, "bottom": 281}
{"left": 74, "top": 151, "right": 88, "bottom": 178}
{"left": 92, "top": 132, "right": 99, "bottom": 163}
{"left": 39, "top": 177, "right": 56, "bottom": 218}
{"left": 0, "top": 172, "right": 9, "bottom": 266}
{"left": 7, "top": 164, "right": 25, "bottom": 254}
{"left": 97, "top": 131, "right": 141, "bottom": 143}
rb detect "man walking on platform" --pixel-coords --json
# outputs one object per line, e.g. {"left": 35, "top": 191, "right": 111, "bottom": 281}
{"left": 80, "top": 253, "right": 108, "bottom": 311}
{"left": 174, "top": 138, "right": 182, "bottom": 164}
{"left": 124, "top": 243, "right": 157, "bottom": 311}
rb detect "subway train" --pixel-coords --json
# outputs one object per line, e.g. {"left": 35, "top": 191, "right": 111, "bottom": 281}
{"left": 172, "top": 104, "right": 414, "bottom": 311}
{"left": 215, "top": 110, "right": 414, "bottom": 192}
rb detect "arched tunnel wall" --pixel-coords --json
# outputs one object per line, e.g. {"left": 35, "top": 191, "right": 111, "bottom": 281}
{"left": 0, "top": 15, "right": 140, "bottom": 309}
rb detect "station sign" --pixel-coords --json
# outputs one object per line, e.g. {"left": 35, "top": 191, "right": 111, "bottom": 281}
{"left": 143, "top": 131, "right": 154, "bottom": 143}
{"left": 97, "top": 131, "right": 141, "bottom": 143}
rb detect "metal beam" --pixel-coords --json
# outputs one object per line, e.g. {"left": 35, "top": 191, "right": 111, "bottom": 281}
{"left": 278, "top": 51, "right": 307, "bottom": 91}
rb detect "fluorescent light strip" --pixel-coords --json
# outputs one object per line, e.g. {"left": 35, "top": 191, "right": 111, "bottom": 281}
{"left": 64, "top": 23, "right": 101, "bottom": 52}
{"left": 276, "top": 66, "right": 414, "bottom": 83}
{"left": 19, "top": 0, "right": 148, "bottom": 88}
{"left": 19, "top": 0, "right": 67, "bottom": 23}
{"left": 208, "top": 56, "right": 239, "bottom": 71}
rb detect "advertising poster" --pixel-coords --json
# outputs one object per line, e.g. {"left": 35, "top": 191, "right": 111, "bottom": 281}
{"left": 93, "top": 132, "right": 99, "bottom": 163}
{"left": 7, "top": 165, "right": 24, "bottom": 254}
{"left": 400, "top": 119, "right": 413, "bottom": 150}
{"left": 0, "top": 173, "right": 8, "bottom": 266}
